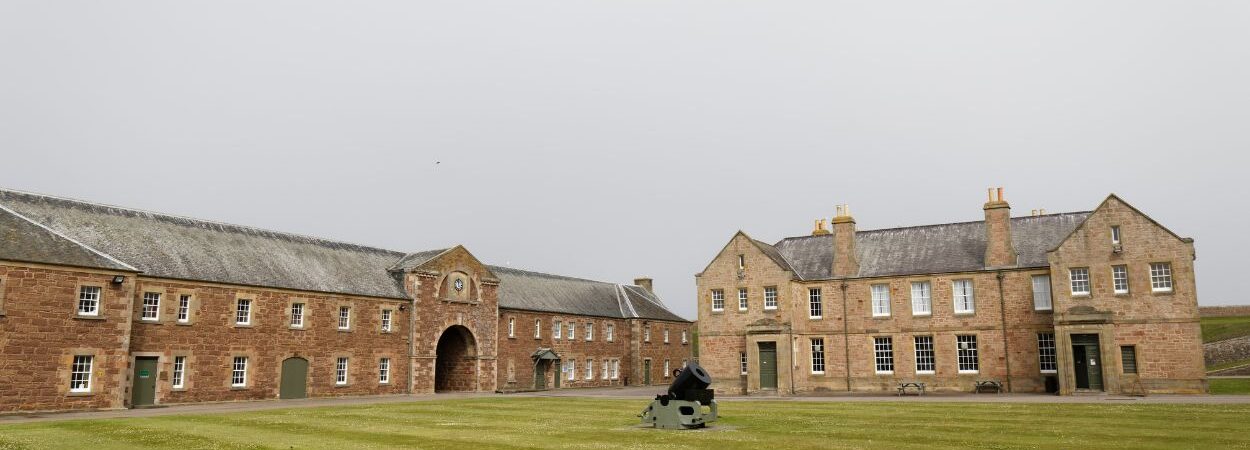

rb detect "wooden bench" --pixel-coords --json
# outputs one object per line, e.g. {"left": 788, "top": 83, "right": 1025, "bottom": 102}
{"left": 974, "top": 380, "right": 1003, "bottom": 394}
{"left": 897, "top": 382, "right": 926, "bottom": 396}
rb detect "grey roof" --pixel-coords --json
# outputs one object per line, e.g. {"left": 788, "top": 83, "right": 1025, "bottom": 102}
{"left": 771, "top": 212, "right": 1091, "bottom": 280}
{"left": 0, "top": 205, "right": 136, "bottom": 272}
{"left": 491, "top": 266, "right": 688, "bottom": 322}
{"left": 388, "top": 248, "right": 451, "bottom": 273}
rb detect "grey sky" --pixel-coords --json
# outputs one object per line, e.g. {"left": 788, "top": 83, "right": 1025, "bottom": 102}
{"left": 2, "top": 2, "right": 1247, "bottom": 319}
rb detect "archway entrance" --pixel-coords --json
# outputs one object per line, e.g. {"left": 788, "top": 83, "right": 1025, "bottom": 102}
{"left": 435, "top": 325, "right": 478, "bottom": 392}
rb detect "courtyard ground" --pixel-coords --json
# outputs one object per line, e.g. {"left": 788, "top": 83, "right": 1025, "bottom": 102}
{"left": 1, "top": 395, "right": 1248, "bottom": 449}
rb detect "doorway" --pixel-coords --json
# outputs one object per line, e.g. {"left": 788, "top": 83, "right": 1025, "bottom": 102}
{"left": 1071, "top": 334, "right": 1103, "bottom": 391}
{"left": 534, "top": 361, "right": 548, "bottom": 390}
{"left": 644, "top": 359, "right": 652, "bottom": 385}
{"left": 280, "top": 357, "right": 309, "bottom": 399}
{"left": 758, "top": 342, "right": 778, "bottom": 389}
{"left": 130, "top": 357, "right": 159, "bottom": 407}
{"left": 435, "top": 325, "right": 478, "bottom": 392}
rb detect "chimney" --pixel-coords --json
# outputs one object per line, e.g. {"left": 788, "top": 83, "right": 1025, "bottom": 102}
{"left": 831, "top": 204, "right": 859, "bottom": 277}
{"left": 634, "top": 277, "right": 653, "bottom": 293}
{"left": 812, "top": 218, "right": 830, "bottom": 236}
{"left": 983, "top": 187, "right": 1017, "bottom": 268}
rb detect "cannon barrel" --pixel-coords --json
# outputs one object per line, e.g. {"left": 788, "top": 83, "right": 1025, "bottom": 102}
{"left": 668, "top": 361, "right": 712, "bottom": 399}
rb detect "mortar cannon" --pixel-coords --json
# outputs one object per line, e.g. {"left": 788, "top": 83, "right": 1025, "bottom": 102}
{"left": 639, "top": 361, "right": 718, "bottom": 429}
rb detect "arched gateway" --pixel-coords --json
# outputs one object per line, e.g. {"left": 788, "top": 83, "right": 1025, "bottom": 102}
{"left": 435, "top": 325, "right": 479, "bottom": 392}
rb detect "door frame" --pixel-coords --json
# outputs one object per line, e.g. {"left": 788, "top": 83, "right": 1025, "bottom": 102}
{"left": 127, "top": 353, "right": 163, "bottom": 408}
{"left": 758, "top": 341, "right": 778, "bottom": 390}
{"left": 1071, "top": 334, "right": 1104, "bottom": 391}
{"left": 643, "top": 359, "right": 652, "bottom": 385}
{"left": 279, "top": 356, "right": 310, "bottom": 399}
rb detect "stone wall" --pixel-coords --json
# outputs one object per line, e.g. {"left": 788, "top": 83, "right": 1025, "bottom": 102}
{"left": 1204, "top": 335, "right": 1250, "bottom": 367}
{"left": 1199, "top": 306, "right": 1250, "bottom": 318}
{"left": 496, "top": 309, "right": 631, "bottom": 391}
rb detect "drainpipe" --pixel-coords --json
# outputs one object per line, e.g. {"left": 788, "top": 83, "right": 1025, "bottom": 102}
{"left": 789, "top": 328, "right": 796, "bottom": 396}
{"left": 840, "top": 282, "right": 851, "bottom": 392}
{"left": 407, "top": 275, "right": 418, "bottom": 395}
{"left": 996, "top": 271, "right": 1012, "bottom": 393}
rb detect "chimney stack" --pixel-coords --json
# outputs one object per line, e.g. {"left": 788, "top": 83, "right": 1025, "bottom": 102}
{"left": 634, "top": 277, "right": 653, "bottom": 293}
{"left": 831, "top": 204, "right": 860, "bottom": 277}
{"left": 983, "top": 187, "right": 1017, "bottom": 268}
{"left": 812, "top": 218, "right": 830, "bottom": 236}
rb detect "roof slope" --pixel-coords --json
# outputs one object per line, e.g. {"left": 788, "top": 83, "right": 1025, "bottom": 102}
{"left": 773, "top": 212, "right": 1090, "bottom": 280}
{"left": 0, "top": 205, "right": 136, "bottom": 271}
{"left": 490, "top": 266, "right": 687, "bottom": 322}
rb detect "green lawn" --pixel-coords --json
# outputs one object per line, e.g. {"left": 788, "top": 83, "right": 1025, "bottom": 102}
{"left": 2, "top": 398, "right": 1249, "bottom": 449}
{"left": 1208, "top": 358, "right": 1250, "bottom": 373}
{"left": 1201, "top": 315, "right": 1250, "bottom": 343}
{"left": 1210, "top": 378, "right": 1250, "bottom": 395}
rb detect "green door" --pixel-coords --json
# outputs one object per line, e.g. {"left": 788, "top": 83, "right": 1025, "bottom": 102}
{"left": 131, "top": 357, "right": 158, "bottom": 407}
{"left": 535, "top": 361, "right": 547, "bottom": 390}
{"left": 644, "top": 359, "right": 652, "bottom": 385}
{"left": 1072, "top": 334, "right": 1103, "bottom": 391}
{"left": 553, "top": 360, "right": 561, "bottom": 389}
{"left": 280, "top": 357, "right": 308, "bottom": 399}
{"left": 759, "top": 342, "right": 778, "bottom": 389}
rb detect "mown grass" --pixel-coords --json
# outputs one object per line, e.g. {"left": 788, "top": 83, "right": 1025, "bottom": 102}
{"left": 1209, "top": 378, "right": 1250, "bottom": 395}
{"left": 1201, "top": 315, "right": 1250, "bottom": 343}
{"left": 1, "top": 398, "right": 1249, "bottom": 449}
{"left": 1208, "top": 358, "right": 1250, "bottom": 373}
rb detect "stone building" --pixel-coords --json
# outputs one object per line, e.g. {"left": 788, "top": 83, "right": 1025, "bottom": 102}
{"left": 696, "top": 188, "right": 1204, "bottom": 396}
{"left": 0, "top": 189, "right": 690, "bottom": 413}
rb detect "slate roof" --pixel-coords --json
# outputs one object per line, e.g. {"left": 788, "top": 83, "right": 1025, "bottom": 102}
{"left": 0, "top": 188, "right": 689, "bottom": 321}
{"left": 770, "top": 212, "right": 1091, "bottom": 280}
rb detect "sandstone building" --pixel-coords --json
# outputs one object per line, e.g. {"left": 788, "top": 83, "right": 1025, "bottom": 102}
{"left": 696, "top": 189, "right": 1204, "bottom": 396}
{"left": 0, "top": 189, "right": 691, "bottom": 412}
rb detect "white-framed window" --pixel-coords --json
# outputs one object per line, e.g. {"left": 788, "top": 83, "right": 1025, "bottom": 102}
{"left": 911, "top": 281, "right": 931, "bottom": 316}
{"left": 606, "top": 324, "right": 614, "bottom": 341}
{"left": 78, "top": 286, "right": 101, "bottom": 316}
{"left": 740, "top": 352, "right": 748, "bottom": 375}
{"left": 1037, "top": 333, "right": 1057, "bottom": 373}
{"left": 567, "top": 322, "right": 576, "bottom": 340}
{"left": 231, "top": 356, "right": 248, "bottom": 387}
{"left": 553, "top": 320, "right": 562, "bottom": 339}
{"left": 338, "top": 306, "right": 351, "bottom": 330}
{"left": 586, "top": 323, "right": 594, "bottom": 341}
{"left": 567, "top": 360, "right": 576, "bottom": 381}
{"left": 1069, "top": 268, "right": 1090, "bottom": 295}
{"left": 602, "top": 359, "right": 610, "bottom": 379}
{"left": 290, "top": 303, "right": 305, "bottom": 328}
{"left": 1032, "top": 275, "right": 1053, "bottom": 311}
{"left": 172, "top": 356, "right": 186, "bottom": 389}
{"left": 1111, "top": 225, "right": 1121, "bottom": 245}
{"left": 764, "top": 286, "right": 778, "bottom": 310}
{"left": 664, "top": 360, "right": 671, "bottom": 378}
{"left": 644, "top": 327, "right": 651, "bottom": 342}
{"left": 70, "top": 355, "right": 93, "bottom": 392}
{"left": 381, "top": 309, "right": 393, "bottom": 332}
{"left": 810, "top": 338, "right": 825, "bottom": 374}
{"left": 534, "top": 319, "right": 541, "bottom": 338}
{"left": 177, "top": 295, "right": 191, "bottom": 323}
{"left": 379, "top": 358, "right": 390, "bottom": 384}
{"left": 612, "top": 360, "right": 620, "bottom": 380}
{"left": 871, "top": 284, "right": 891, "bottom": 317}
{"left": 914, "top": 336, "right": 935, "bottom": 374}
{"left": 1150, "top": 262, "right": 1173, "bottom": 292}
{"left": 142, "top": 292, "right": 161, "bottom": 321}
{"left": 586, "top": 359, "right": 594, "bottom": 380}
{"left": 663, "top": 329, "right": 670, "bottom": 344}
{"left": 508, "top": 318, "right": 516, "bottom": 338}
{"left": 809, "top": 288, "right": 823, "bottom": 319}
{"left": 957, "top": 335, "right": 979, "bottom": 373}
{"left": 953, "top": 279, "right": 975, "bottom": 313}
{"left": 873, "top": 337, "right": 894, "bottom": 374}
{"left": 235, "top": 299, "right": 251, "bottom": 325}
{"left": 738, "top": 288, "right": 748, "bottom": 311}
{"left": 711, "top": 290, "right": 725, "bottom": 312}
{"left": 335, "top": 357, "right": 349, "bottom": 385}
{"left": 681, "top": 330, "right": 688, "bottom": 344}
{"left": 1112, "top": 265, "right": 1129, "bottom": 294}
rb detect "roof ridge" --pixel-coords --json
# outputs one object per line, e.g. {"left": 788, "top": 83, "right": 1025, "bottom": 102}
{"left": 776, "top": 210, "right": 1094, "bottom": 243}
{"left": 0, "top": 203, "right": 139, "bottom": 271}
{"left": 0, "top": 187, "right": 409, "bottom": 256}
{"left": 488, "top": 265, "right": 618, "bottom": 285}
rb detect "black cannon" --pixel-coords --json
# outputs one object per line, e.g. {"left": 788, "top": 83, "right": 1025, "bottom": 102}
{"left": 639, "top": 361, "right": 718, "bottom": 429}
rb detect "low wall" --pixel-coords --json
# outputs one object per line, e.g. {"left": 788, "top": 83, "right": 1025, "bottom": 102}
{"left": 1204, "top": 335, "right": 1250, "bottom": 367}
{"left": 1199, "top": 306, "right": 1250, "bottom": 318}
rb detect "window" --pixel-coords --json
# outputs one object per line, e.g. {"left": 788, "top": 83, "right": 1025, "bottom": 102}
{"left": 172, "top": 356, "right": 186, "bottom": 389}
{"left": 289, "top": 303, "right": 304, "bottom": 328}
{"left": 1112, "top": 265, "right": 1129, "bottom": 294}
{"left": 381, "top": 309, "right": 393, "bottom": 332}
{"left": 644, "top": 327, "right": 651, "bottom": 342}
{"left": 602, "top": 359, "right": 610, "bottom": 380}
{"left": 567, "top": 321, "right": 575, "bottom": 340}
{"left": 663, "top": 329, "right": 670, "bottom": 344}
{"left": 336, "top": 357, "right": 349, "bottom": 385}
{"left": 553, "top": 320, "right": 562, "bottom": 339}
{"left": 810, "top": 338, "right": 826, "bottom": 374}
{"left": 740, "top": 353, "right": 748, "bottom": 375}
{"left": 235, "top": 299, "right": 251, "bottom": 325}
{"left": 914, "top": 336, "right": 935, "bottom": 374}
{"left": 809, "top": 288, "right": 823, "bottom": 319}
{"left": 711, "top": 290, "right": 725, "bottom": 312}
{"left": 508, "top": 318, "right": 515, "bottom": 338}
{"left": 1038, "top": 333, "right": 1057, "bottom": 373}
{"left": 78, "top": 286, "right": 101, "bottom": 316}
{"left": 379, "top": 358, "right": 391, "bottom": 384}
{"left": 1111, "top": 225, "right": 1121, "bottom": 245}
{"left": 1121, "top": 346, "right": 1138, "bottom": 374}
{"left": 738, "top": 254, "right": 745, "bottom": 270}
{"left": 586, "top": 323, "right": 594, "bottom": 341}
{"left": 871, "top": 284, "right": 891, "bottom": 317}
{"left": 764, "top": 286, "right": 778, "bottom": 310}
{"left": 534, "top": 319, "right": 541, "bottom": 338}
{"left": 586, "top": 359, "right": 594, "bottom": 380}
{"left": 338, "top": 306, "right": 351, "bottom": 329}
{"left": 231, "top": 356, "right": 248, "bottom": 387}
{"left": 177, "top": 295, "right": 191, "bottom": 323}
{"left": 957, "top": 335, "right": 979, "bottom": 373}
{"left": 567, "top": 360, "right": 576, "bottom": 381}
{"left": 1150, "top": 263, "right": 1173, "bottom": 292}
{"left": 873, "top": 337, "right": 894, "bottom": 374}
{"left": 70, "top": 355, "right": 93, "bottom": 392}
{"left": 606, "top": 324, "right": 614, "bottom": 341}
{"left": 953, "top": 280, "right": 975, "bottom": 313}
{"left": 681, "top": 330, "right": 688, "bottom": 344}
{"left": 1069, "top": 268, "right": 1090, "bottom": 295}
{"left": 142, "top": 292, "right": 161, "bottom": 321}
{"left": 612, "top": 360, "right": 620, "bottom": 379}
{"left": 911, "top": 282, "right": 931, "bottom": 316}
{"left": 738, "top": 288, "right": 748, "bottom": 311}
{"left": 1032, "top": 275, "right": 1052, "bottom": 311}
{"left": 664, "top": 360, "right": 671, "bottom": 378}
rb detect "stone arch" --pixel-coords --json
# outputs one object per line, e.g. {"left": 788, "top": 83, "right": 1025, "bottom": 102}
{"left": 435, "top": 325, "right": 478, "bottom": 392}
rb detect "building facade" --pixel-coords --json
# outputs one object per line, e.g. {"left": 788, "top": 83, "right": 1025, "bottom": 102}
{"left": 0, "top": 189, "right": 691, "bottom": 413}
{"left": 696, "top": 189, "right": 1204, "bottom": 396}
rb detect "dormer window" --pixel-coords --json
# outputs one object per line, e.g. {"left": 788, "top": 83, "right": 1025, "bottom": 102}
{"left": 1111, "top": 226, "right": 1122, "bottom": 245}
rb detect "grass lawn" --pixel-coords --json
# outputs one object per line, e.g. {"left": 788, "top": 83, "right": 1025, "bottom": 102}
{"left": 1, "top": 398, "right": 1249, "bottom": 449}
{"left": 1208, "top": 358, "right": 1250, "bottom": 373}
{"left": 1200, "top": 315, "right": 1250, "bottom": 343}
{"left": 1209, "top": 378, "right": 1250, "bottom": 395}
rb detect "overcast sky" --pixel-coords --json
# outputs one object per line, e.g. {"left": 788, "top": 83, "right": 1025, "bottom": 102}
{"left": 2, "top": 2, "right": 1248, "bottom": 319}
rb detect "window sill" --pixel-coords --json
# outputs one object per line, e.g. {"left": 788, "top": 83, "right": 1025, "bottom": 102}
{"left": 710, "top": 310, "right": 725, "bottom": 314}
{"left": 1071, "top": 294, "right": 1091, "bottom": 299}
{"left": 915, "top": 371, "right": 935, "bottom": 376}
{"left": 138, "top": 320, "right": 163, "bottom": 324}
{"left": 176, "top": 321, "right": 194, "bottom": 326}
{"left": 872, "top": 315, "right": 891, "bottom": 320}
{"left": 73, "top": 315, "right": 107, "bottom": 321}
{"left": 911, "top": 313, "right": 931, "bottom": 318}
{"left": 334, "top": 384, "right": 350, "bottom": 388}
{"left": 954, "top": 312, "right": 976, "bottom": 317}
{"left": 809, "top": 317, "right": 823, "bottom": 320}
{"left": 233, "top": 324, "right": 253, "bottom": 328}
{"left": 811, "top": 371, "right": 826, "bottom": 376}
{"left": 764, "top": 307, "right": 777, "bottom": 311}
{"left": 67, "top": 391, "right": 95, "bottom": 397}
{"left": 875, "top": 371, "right": 894, "bottom": 376}
{"left": 338, "top": 329, "right": 352, "bottom": 333}
{"left": 230, "top": 386, "right": 248, "bottom": 390}
{"left": 1152, "top": 290, "right": 1175, "bottom": 296}
{"left": 289, "top": 326, "right": 306, "bottom": 331}
{"left": 1041, "top": 370, "right": 1057, "bottom": 374}
{"left": 1114, "top": 291, "right": 1130, "bottom": 296}
{"left": 958, "top": 370, "right": 979, "bottom": 375}
{"left": 1033, "top": 308, "right": 1053, "bottom": 313}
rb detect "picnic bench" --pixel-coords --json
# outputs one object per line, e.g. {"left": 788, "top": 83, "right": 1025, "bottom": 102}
{"left": 897, "top": 382, "right": 926, "bottom": 396}
{"left": 974, "top": 380, "right": 1003, "bottom": 394}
